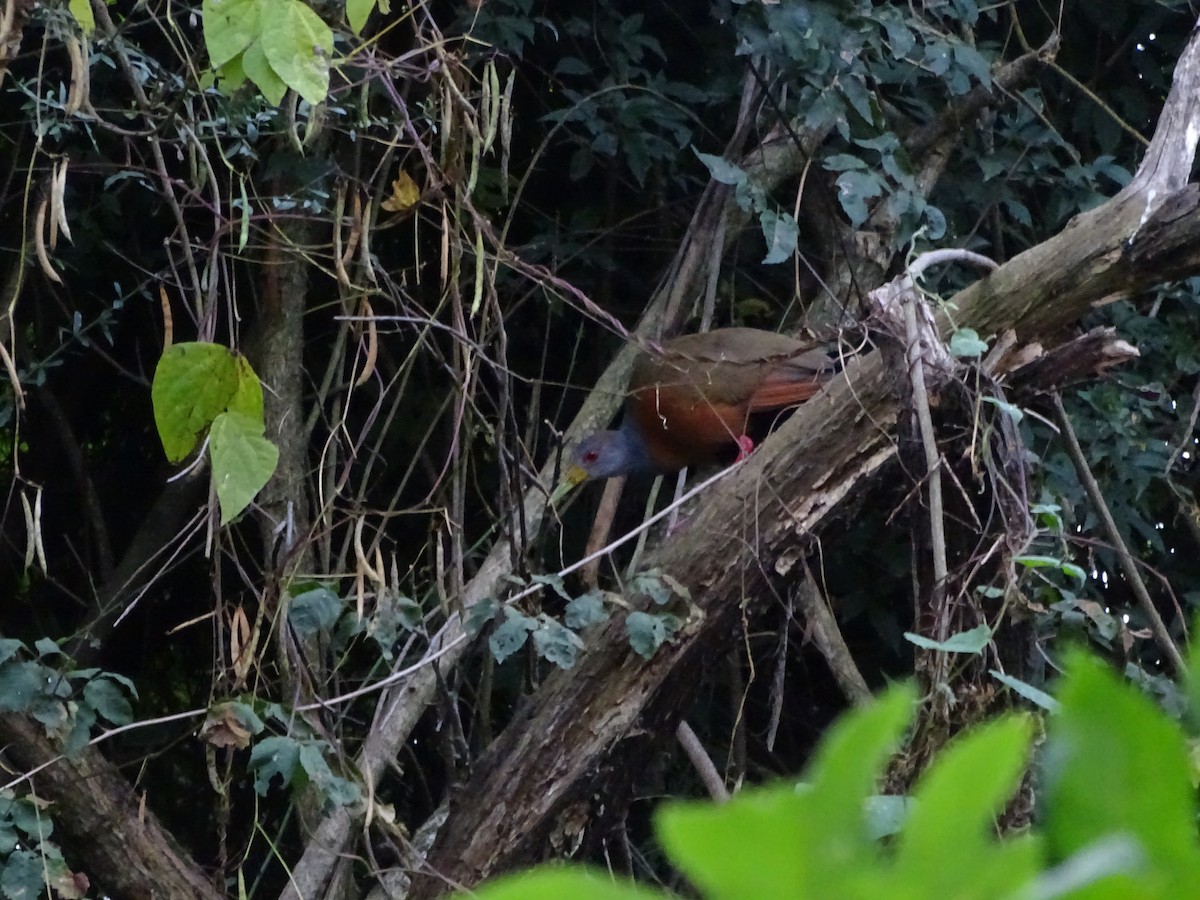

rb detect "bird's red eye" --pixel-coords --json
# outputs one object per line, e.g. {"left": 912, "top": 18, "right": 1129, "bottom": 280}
{"left": 584, "top": 450, "right": 598, "bottom": 463}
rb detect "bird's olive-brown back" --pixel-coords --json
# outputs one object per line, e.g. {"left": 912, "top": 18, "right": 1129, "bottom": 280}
{"left": 629, "top": 328, "right": 830, "bottom": 408}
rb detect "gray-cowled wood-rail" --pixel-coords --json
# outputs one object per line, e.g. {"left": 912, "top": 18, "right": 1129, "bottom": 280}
{"left": 567, "top": 327, "right": 834, "bottom": 482}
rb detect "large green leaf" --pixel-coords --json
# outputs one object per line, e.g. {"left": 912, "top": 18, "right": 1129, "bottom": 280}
{"left": 657, "top": 786, "right": 810, "bottom": 896}
{"left": 472, "top": 868, "right": 667, "bottom": 900}
{"left": 228, "top": 354, "right": 265, "bottom": 422}
{"left": 347, "top": 0, "right": 375, "bottom": 35}
{"left": 241, "top": 41, "right": 287, "bottom": 106}
{"left": 657, "top": 685, "right": 914, "bottom": 897}
{"left": 202, "top": 0, "right": 263, "bottom": 69}
{"left": 260, "top": 0, "right": 333, "bottom": 105}
{"left": 214, "top": 53, "right": 248, "bottom": 92}
{"left": 802, "top": 683, "right": 915, "bottom": 841}
{"left": 892, "top": 715, "right": 1038, "bottom": 895}
{"left": 1043, "top": 652, "right": 1200, "bottom": 893}
{"left": 151, "top": 342, "right": 240, "bottom": 462}
{"left": 209, "top": 411, "right": 279, "bottom": 524}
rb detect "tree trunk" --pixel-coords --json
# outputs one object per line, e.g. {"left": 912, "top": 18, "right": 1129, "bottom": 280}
{"left": 0, "top": 713, "right": 222, "bottom": 899}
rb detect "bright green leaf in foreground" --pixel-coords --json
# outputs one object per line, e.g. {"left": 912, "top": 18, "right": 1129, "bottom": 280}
{"left": 801, "top": 684, "right": 915, "bottom": 842}
{"left": 657, "top": 685, "right": 915, "bottom": 897}
{"left": 893, "top": 716, "right": 1037, "bottom": 896}
{"left": 209, "top": 411, "right": 279, "bottom": 524}
{"left": 471, "top": 646, "right": 1200, "bottom": 900}
{"left": 1042, "top": 652, "right": 1200, "bottom": 894}
{"left": 656, "top": 787, "right": 813, "bottom": 897}
{"left": 472, "top": 868, "right": 667, "bottom": 900}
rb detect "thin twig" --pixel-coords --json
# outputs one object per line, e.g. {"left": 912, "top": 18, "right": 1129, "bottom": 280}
{"left": 1051, "top": 393, "right": 1186, "bottom": 674}
{"left": 1166, "top": 378, "right": 1200, "bottom": 475}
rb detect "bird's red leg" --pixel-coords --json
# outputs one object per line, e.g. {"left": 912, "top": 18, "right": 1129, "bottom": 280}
{"left": 734, "top": 435, "right": 755, "bottom": 461}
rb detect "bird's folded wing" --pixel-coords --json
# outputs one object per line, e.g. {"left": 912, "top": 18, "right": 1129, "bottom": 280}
{"left": 745, "top": 365, "right": 829, "bottom": 412}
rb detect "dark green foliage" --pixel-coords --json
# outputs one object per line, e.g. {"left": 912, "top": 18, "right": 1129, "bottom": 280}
{"left": 564, "top": 591, "right": 609, "bottom": 629}
{"left": 249, "top": 735, "right": 361, "bottom": 808}
{"left": 489, "top": 608, "right": 539, "bottom": 664}
{"left": 625, "top": 610, "right": 682, "bottom": 659}
{"left": 287, "top": 585, "right": 344, "bottom": 638}
{"left": 0, "top": 641, "right": 135, "bottom": 755}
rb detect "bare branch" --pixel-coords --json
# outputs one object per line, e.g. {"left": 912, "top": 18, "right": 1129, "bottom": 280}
{"left": 795, "top": 567, "right": 871, "bottom": 706}
{"left": 1050, "top": 394, "right": 1186, "bottom": 675}
{"left": 675, "top": 720, "right": 730, "bottom": 803}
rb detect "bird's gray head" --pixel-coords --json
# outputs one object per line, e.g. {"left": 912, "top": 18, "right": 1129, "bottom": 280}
{"left": 568, "top": 424, "right": 657, "bottom": 482}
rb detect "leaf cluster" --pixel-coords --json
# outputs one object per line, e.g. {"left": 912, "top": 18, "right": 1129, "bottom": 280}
{"left": 0, "top": 638, "right": 136, "bottom": 756}
{"left": 0, "top": 792, "right": 87, "bottom": 900}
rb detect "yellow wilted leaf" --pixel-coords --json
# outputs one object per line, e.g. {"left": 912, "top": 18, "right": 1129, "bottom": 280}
{"left": 381, "top": 171, "right": 420, "bottom": 212}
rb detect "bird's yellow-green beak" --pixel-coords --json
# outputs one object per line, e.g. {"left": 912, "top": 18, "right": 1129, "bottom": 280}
{"left": 548, "top": 465, "right": 587, "bottom": 505}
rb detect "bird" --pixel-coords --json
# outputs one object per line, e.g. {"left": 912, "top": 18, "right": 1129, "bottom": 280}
{"left": 566, "top": 327, "right": 833, "bottom": 482}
